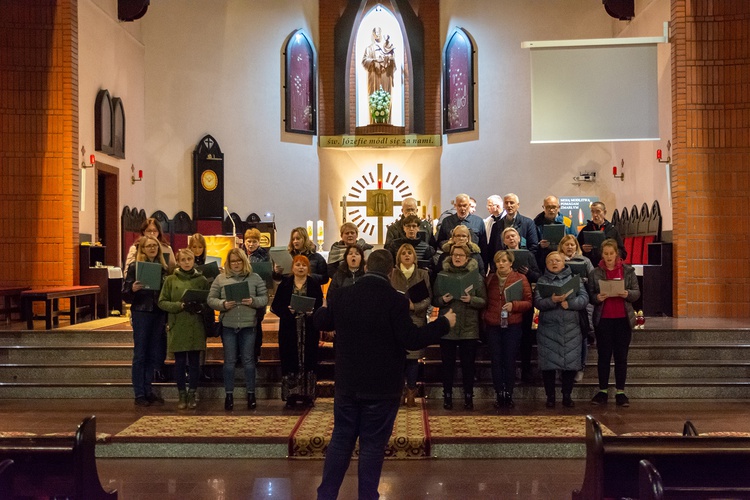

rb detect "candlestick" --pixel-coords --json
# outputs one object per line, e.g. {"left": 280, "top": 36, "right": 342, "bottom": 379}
{"left": 306, "top": 220, "right": 314, "bottom": 239}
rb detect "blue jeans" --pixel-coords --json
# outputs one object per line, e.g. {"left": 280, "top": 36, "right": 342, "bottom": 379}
{"left": 131, "top": 310, "right": 166, "bottom": 398}
{"left": 317, "top": 395, "right": 400, "bottom": 500}
{"left": 221, "top": 326, "right": 257, "bottom": 393}
{"left": 487, "top": 323, "right": 522, "bottom": 395}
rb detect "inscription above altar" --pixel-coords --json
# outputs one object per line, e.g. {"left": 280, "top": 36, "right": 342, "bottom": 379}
{"left": 319, "top": 134, "right": 441, "bottom": 149}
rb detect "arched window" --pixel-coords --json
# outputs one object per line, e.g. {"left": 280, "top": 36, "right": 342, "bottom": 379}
{"left": 443, "top": 28, "right": 475, "bottom": 133}
{"left": 284, "top": 29, "right": 316, "bottom": 135}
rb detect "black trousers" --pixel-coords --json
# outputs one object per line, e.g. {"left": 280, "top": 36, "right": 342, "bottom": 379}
{"left": 595, "top": 317, "right": 632, "bottom": 390}
{"left": 542, "top": 369, "right": 576, "bottom": 398}
{"left": 440, "top": 339, "right": 478, "bottom": 395}
{"left": 519, "top": 308, "right": 535, "bottom": 378}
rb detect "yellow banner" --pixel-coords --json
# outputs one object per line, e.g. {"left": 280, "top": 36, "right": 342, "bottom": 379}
{"left": 319, "top": 135, "right": 441, "bottom": 148}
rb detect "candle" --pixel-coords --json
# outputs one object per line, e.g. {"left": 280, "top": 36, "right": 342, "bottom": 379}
{"left": 612, "top": 165, "right": 617, "bottom": 176}
{"left": 656, "top": 149, "right": 662, "bottom": 160}
{"left": 306, "top": 220, "right": 314, "bottom": 239}
{"left": 432, "top": 205, "right": 438, "bottom": 220}
{"left": 317, "top": 220, "right": 324, "bottom": 242}
{"left": 378, "top": 178, "right": 382, "bottom": 189}
{"left": 422, "top": 205, "right": 427, "bottom": 218}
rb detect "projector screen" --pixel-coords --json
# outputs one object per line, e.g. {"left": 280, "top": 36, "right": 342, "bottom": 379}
{"left": 527, "top": 42, "right": 660, "bottom": 143}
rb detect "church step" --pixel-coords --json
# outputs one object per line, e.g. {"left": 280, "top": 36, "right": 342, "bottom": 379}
{"left": 630, "top": 329, "right": 750, "bottom": 343}
{"left": 2, "top": 378, "right": 750, "bottom": 400}
{"left": 0, "top": 344, "right": 283, "bottom": 362}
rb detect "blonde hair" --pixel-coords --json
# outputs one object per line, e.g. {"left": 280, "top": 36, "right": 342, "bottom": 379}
{"left": 600, "top": 238, "right": 619, "bottom": 254}
{"left": 493, "top": 250, "right": 515, "bottom": 264}
{"left": 188, "top": 233, "right": 206, "bottom": 252}
{"left": 288, "top": 227, "right": 316, "bottom": 254}
{"left": 339, "top": 222, "right": 358, "bottom": 236}
{"left": 396, "top": 243, "right": 416, "bottom": 265}
{"left": 224, "top": 248, "right": 252, "bottom": 277}
{"left": 135, "top": 236, "right": 168, "bottom": 270}
{"left": 558, "top": 234, "right": 582, "bottom": 255}
{"left": 175, "top": 248, "right": 195, "bottom": 261}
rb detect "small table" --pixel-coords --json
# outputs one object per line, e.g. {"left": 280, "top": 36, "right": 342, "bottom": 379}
{"left": 21, "top": 286, "right": 100, "bottom": 330}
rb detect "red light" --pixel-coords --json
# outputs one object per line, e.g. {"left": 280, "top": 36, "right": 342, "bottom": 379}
{"left": 378, "top": 178, "right": 382, "bottom": 189}
{"left": 138, "top": 170, "right": 143, "bottom": 179}
{"left": 612, "top": 166, "right": 617, "bottom": 176}
{"left": 656, "top": 149, "right": 662, "bottom": 160}
{"left": 90, "top": 154, "right": 96, "bottom": 165}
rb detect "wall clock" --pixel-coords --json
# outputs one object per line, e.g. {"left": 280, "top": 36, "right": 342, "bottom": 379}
{"left": 201, "top": 169, "right": 218, "bottom": 191}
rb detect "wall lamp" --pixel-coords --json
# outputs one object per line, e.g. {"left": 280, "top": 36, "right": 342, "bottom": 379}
{"left": 131, "top": 164, "right": 143, "bottom": 184}
{"left": 656, "top": 140, "right": 671, "bottom": 163}
{"left": 613, "top": 159, "right": 625, "bottom": 181}
{"left": 81, "top": 146, "right": 95, "bottom": 169}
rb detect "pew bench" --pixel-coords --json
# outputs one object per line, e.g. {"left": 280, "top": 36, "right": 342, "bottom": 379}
{"left": 0, "top": 415, "right": 116, "bottom": 499}
{"left": 639, "top": 459, "right": 750, "bottom": 500}
{"left": 572, "top": 415, "right": 750, "bottom": 500}
{"left": 21, "top": 285, "right": 100, "bottom": 330}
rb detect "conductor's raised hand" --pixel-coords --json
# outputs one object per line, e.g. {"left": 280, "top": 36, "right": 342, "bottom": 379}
{"left": 443, "top": 309, "right": 457, "bottom": 327}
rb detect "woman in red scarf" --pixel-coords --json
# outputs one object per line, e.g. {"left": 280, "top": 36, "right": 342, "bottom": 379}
{"left": 587, "top": 238, "right": 640, "bottom": 407}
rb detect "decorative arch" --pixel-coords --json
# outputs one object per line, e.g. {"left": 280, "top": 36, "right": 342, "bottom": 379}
{"left": 334, "top": 0, "right": 424, "bottom": 134}
{"left": 112, "top": 97, "right": 126, "bottom": 158}
{"left": 94, "top": 89, "right": 113, "bottom": 154}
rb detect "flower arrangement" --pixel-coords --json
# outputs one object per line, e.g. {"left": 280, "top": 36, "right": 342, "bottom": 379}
{"left": 368, "top": 87, "right": 391, "bottom": 124}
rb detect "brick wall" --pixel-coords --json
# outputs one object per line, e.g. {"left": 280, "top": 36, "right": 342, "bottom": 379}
{"left": 671, "top": 1, "right": 750, "bottom": 317}
{"left": 0, "top": 0, "right": 79, "bottom": 287}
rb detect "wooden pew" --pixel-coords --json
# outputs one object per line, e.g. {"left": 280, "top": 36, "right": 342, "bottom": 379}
{"left": 0, "top": 459, "right": 13, "bottom": 497}
{"left": 572, "top": 415, "right": 750, "bottom": 500}
{"left": 639, "top": 459, "right": 750, "bottom": 500}
{"left": 0, "top": 415, "right": 116, "bottom": 499}
{"left": 21, "top": 285, "right": 100, "bottom": 330}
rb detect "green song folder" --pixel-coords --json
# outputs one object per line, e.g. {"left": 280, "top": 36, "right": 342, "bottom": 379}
{"left": 536, "top": 275, "right": 580, "bottom": 299}
{"left": 135, "top": 261, "right": 163, "bottom": 291}
{"left": 224, "top": 281, "right": 251, "bottom": 302}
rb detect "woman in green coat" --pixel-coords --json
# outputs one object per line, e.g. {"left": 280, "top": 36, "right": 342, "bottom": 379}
{"left": 433, "top": 243, "right": 486, "bottom": 411}
{"left": 158, "top": 248, "right": 209, "bottom": 410}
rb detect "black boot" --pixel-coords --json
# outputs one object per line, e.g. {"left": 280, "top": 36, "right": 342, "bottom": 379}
{"left": 464, "top": 393, "right": 474, "bottom": 410}
{"left": 443, "top": 392, "right": 453, "bottom": 410}
{"left": 494, "top": 392, "right": 505, "bottom": 409}
{"left": 504, "top": 391, "right": 515, "bottom": 409}
{"left": 224, "top": 393, "right": 233, "bottom": 411}
{"left": 247, "top": 393, "right": 257, "bottom": 410}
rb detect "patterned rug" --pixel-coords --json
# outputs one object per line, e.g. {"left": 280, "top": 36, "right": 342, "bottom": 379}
{"left": 112, "top": 405, "right": 615, "bottom": 457}
{"left": 428, "top": 415, "right": 615, "bottom": 443}
{"left": 288, "top": 399, "right": 429, "bottom": 459}
{"left": 113, "top": 415, "right": 299, "bottom": 443}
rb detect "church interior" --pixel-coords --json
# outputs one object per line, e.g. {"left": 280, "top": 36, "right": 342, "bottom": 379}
{"left": 1, "top": 0, "right": 750, "bottom": 498}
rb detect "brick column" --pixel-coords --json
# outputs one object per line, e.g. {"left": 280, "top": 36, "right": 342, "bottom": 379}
{"left": 0, "top": 0, "right": 79, "bottom": 287}
{"left": 671, "top": 1, "right": 750, "bottom": 317}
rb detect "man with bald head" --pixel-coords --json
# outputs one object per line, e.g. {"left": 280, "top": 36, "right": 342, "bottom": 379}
{"left": 533, "top": 195, "right": 577, "bottom": 269}
{"left": 484, "top": 193, "right": 538, "bottom": 267}
{"left": 436, "top": 194, "right": 487, "bottom": 254}
{"left": 385, "top": 197, "right": 435, "bottom": 248}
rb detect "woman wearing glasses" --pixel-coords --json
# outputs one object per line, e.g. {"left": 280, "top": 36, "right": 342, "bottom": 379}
{"left": 208, "top": 248, "right": 268, "bottom": 411}
{"left": 124, "top": 217, "right": 176, "bottom": 273}
{"left": 122, "top": 236, "right": 169, "bottom": 407}
{"left": 432, "top": 243, "right": 486, "bottom": 410}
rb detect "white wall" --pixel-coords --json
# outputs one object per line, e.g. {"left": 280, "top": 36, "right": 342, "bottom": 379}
{"left": 439, "top": 0, "right": 671, "bottom": 227}
{"left": 77, "top": 0, "right": 672, "bottom": 246}
{"left": 78, "top": 0, "right": 146, "bottom": 238}
{"left": 141, "top": 0, "right": 319, "bottom": 241}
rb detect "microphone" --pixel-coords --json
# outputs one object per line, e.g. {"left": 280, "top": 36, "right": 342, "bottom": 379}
{"left": 224, "top": 206, "right": 237, "bottom": 248}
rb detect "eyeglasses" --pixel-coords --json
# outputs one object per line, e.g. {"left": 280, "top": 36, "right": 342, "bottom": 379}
{"left": 228, "top": 260, "right": 243, "bottom": 264}
{"left": 451, "top": 253, "right": 468, "bottom": 258}
{"left": 544, "top": 205, "right": 559, "bottom": 210}
{"left": 143, "top": 244, "right": 159, "bottom": 249}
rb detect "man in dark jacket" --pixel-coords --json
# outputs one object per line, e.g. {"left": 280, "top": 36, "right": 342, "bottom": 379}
{"left": 314, "top": 249, "right": 456, "bottom": 500}
{"left": 577, "top": 201, "right": 626, "bottom": 267}
{"left": 533, "top": 195, "right": 577, "bottom": 269}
